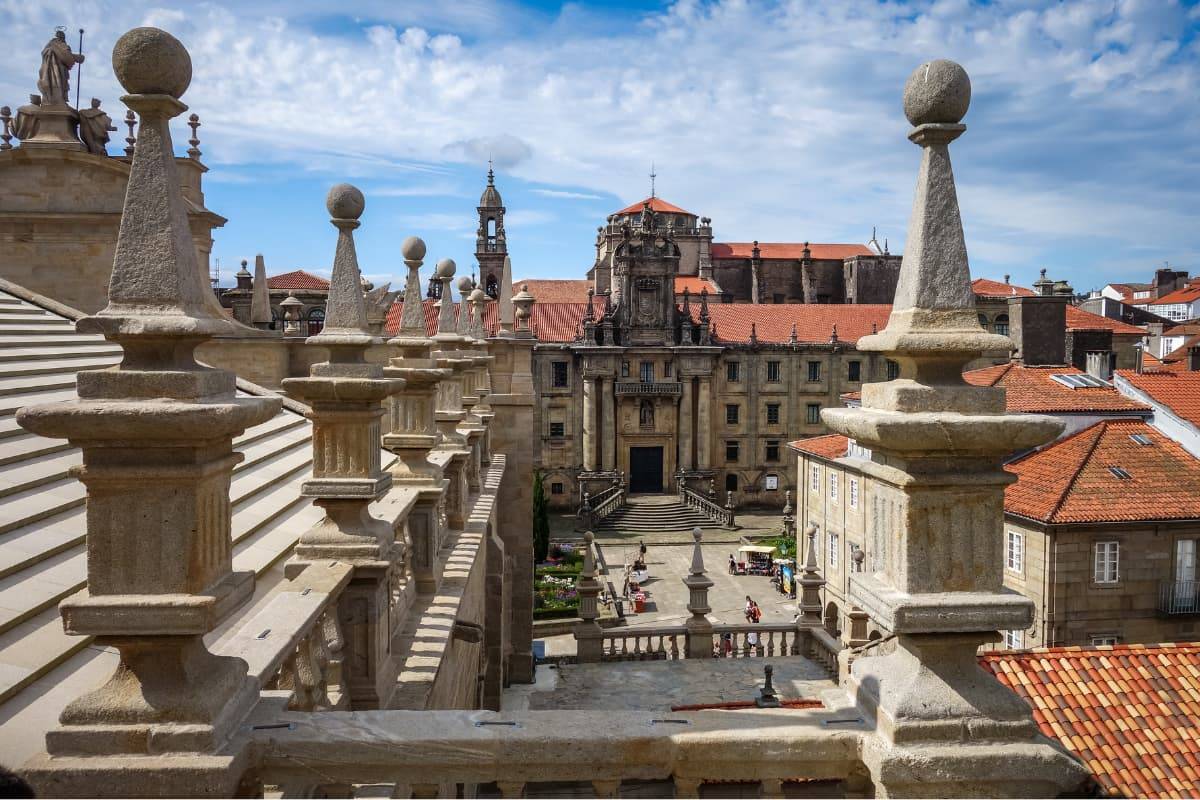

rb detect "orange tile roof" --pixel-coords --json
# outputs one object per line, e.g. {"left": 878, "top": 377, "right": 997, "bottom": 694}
{"left": 1163, "top": 333, "right": 1200, "bottom": 363}
{"left": 615, "top": 196, "right": 693, "bottom": 216}
{"left": 1066, "top": 305, "right": 1144, "bottom": 335}
{"left": 981, "top": 643, "right": 1200, "bottom": 798}
{"left": 971, "top": 278, "right": 1035, "bottom": 298}
{"left": 1106, "top": 282, "right": 1154, "bottom": 304}
{"left": 513, "top": 279, "right": 592, "bottom": 304}
{"left": 963, "top": 364, "right": 1148, "bottom": 414}
{"left": 267, "top": 270, "right": 330, "bottom": 291}
{"left": 787, "top": 434, "right": 848, "bottom": 459}
{"left": 711, "top": 242, "right": 873, "bottom": 261}
{"left": 1004, "top": 419, "right": 1200, "bottom": 523}
{"left": 1116, "top": 369, "right": 1200, "bottom": 428}
{"left": 383, "top": 299, "right": 595, "bottom": 343}
{"left": 1148, "top": 280, "right": 1200, "bottom": 307}
{"left": 674, "top": 276, "right": 719, "bottom": 295}
{"left": 685, "top": 303, "right": 892, "bottom": 345}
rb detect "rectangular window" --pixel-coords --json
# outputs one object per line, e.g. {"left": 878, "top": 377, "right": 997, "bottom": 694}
{"left": 726, "top": 441, "right": 739, "bottom": 462}
{"left": 1006, "top": 530, "right": 1024, "bottom": 573}
{"left": 766, "top": 403, "right": 780, "bottom": 425}
{"left": 765, "top": 441, "right": 779, "bottom": 462}
{"left": 725, "top": 473, "right": 738, "bottom": 492}
{"left": 551, "top": 482, "right": 564, "bottom": 495}
{"left": 1090, "top": 635, "right": 1119, "bottom": 646}
{"left": 848, "top": 361, "right": 861, "bottom": 382}
{"left": 807, "top": 361, "right": 821, "bottom": 382}
{"left": 806, "top": 403, "right": 821, "bottom": 425}
{"left": 621, "top": 361, "right": 630, "bottom": 378}
{"left": 810, "top": 464, "right": 820, "bottom": 491}
{"left": 772, "top": 293, "right": 785, "bottom": 304}
{"left": 551, "top": 361, "right": 569, "bottom": 388}
{"left": 639, "top": 361, "right": 654, "bottom": 383}
{"left": 664, "top": 361, "right": 673, "bottom": 377}
{"left": 849, "top": 478, "right": 859, "bottom": 509}
{"left": 726, "top": 361, "right": 740, "bottom": 382}
{"left": 549, "top": 421, "right": 565, "bottom": 438}
{"left": 887, "top": 360, "right": 900, "bottom": 380}
{"left": 1003, "top": 629, "right": 1024, "bottom": 649}
{"left": 828, "top": 532, "right": 839, "bottom": 569}
{"left": 830, "top": 472, "right": 839, "bottom": 504}
{"left": 726, "top": 404, "right": 739, "bottom": 424}
{"left": 1094, "top": 541, "right": 1120, "bottom": 583}
{"left": 766, "top": 361, "right": 781, "bottom": 382}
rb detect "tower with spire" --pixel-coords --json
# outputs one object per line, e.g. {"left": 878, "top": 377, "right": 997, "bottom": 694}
{"left": 476, "top": 164, "right": 507, "bottom": 299}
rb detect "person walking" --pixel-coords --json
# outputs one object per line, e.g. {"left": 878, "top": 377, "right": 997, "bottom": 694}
{"left": 744, "top": 595, "right": 754, "bottom": 623}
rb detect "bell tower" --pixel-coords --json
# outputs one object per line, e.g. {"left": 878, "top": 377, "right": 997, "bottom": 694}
{"left": 476, "top": 165, "right": 507, "bottom": 298}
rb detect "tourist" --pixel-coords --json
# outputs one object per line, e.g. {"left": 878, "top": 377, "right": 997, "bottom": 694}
{"left": 746, "top": 627, "right": 760, "bottom": 654}
{"left": 744, "top": 595, "right": 754, "bottom": 622}
{"left": 728, "top": 553, "right": 736, "bottom": 574}
{"left": 749, "top": 600, "right": 762, "bottom": 623}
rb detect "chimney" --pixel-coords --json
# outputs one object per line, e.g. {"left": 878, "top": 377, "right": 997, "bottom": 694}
{"left": 1033, "top": 268, "right": 1054, "bottom": 297}
{"left": 1190, "top": 346, "right": 1200, "bottom": 372}
{"left": 1085, "top": 350, "right": 1113, "bottom": 381}
{"left": 1134, "top": 343, "right": 1144, "bottom": 374}
{"left": 1007, "top": 293, "right": 1068, "bottom": 366}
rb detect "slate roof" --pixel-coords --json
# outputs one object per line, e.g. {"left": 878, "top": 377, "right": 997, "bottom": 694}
{"left": 981, "top": 643, "right": 1200, "bottom": 798}
{"left": 1004, "top": 419, "right": 1200, "bottom": 523}
{"left": 963, "top": 364, "right": 1148, "bottom": 414}
{"left": 787, "top": 434, "right": 849, "bottom": 459}
{"left": 710, "top": 242, "right": 873, "bottom": 261}
{"left": 1116, "top": 369, "right": 1200, "bottom": 428}
{"left": 267, "top": 270, "right": 330, "bottom": 291}
{"left": 614, "top": 197, "right": 693, "bottom": 216}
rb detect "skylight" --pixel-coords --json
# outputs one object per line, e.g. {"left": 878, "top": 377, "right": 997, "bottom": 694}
{"left": 1130, "top": 434, "right": 1152, "bottom": 446}
{"left": 1051, "top": 373, "right": 1108, "bottom": 389}
{"left": 1108, "top": 466, "right": 1133, "bottom": 480}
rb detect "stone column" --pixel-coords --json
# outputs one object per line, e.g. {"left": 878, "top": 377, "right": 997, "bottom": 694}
{"left": 601, "top": 376, "right": 615, "bottom": 472}
{"left": 17, "top": 28, "right": 279, "bottom": 795}
{"left": 250, "top": 253, "right": 272, "bottom": 329}
{"left": 582, "top": 376, "right": 597, "bottom": 472}
{"left": 574, "top": 532, "right": 604, "bottom": 663}
{"left": 696, "top": 376, "right": 712, "bottom": 470}
{"left": 282, "top": 184, "right": 405, "bottom": 710}
{"left": 822, "top": 60, "right": 1086, "bottom": 797}
{"left": 679, "top": 376, "right": 694, "bottom": 471}
{"left": 683, "top": 527, "right": 714, "bottom": 658}
{"left": 431, "top": 261, "right": 472, "bottom": 530}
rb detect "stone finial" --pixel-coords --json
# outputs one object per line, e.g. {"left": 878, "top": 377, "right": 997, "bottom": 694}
{"left": 689, "top": 526, "right": 705, "bottom": 576}
{"left": 682, "top": 526, "right": 714, "bottom": 657}
{"left": 789, "top": 322, "right": 798, "bottom": 345}
{"left": 497, "top": 255, "right": 516, "bottom": 336}
{"left": 468, "top": 285, "right": 488, "bottom": 341}
{"left": 455, "top": 275, "right": 474, "bottom": 337}
{"left": 796, "top": 522, "right": 824, "bottom": 627}
{"left": 279, "top": 294, "right": 303, "bottom": 335}
{"left": 236, "top": 258, "right": 250, "bottom": 277}
{"left": 749, "top": 322, "right": 758, "bottom": 346}
{"left": 310, "top": 183, "right": 373, "bottom": 350}
{"left": 756, "top": 664, "right": 781, "bottom": 708}
{"left": 396, "top": 235, "right": 430, "bottom": 340}
{"left": 187, "top": 112, "right": 200, "bottom": 159}
{"left": 434, "top": 258, "right": 458, "bottom": 338}
{"left": 250, "top": 253, "right": 271, "bottom": 328}
{"left": 725, "top": 490, "right": 734, "bottom": 509}
{"left": 0, "top": 106, "right": 12, "bottom": 150}
{"left": 513, "top": 283, "right": 535, "bottom": 337}
{"left": 123, "top": 109, "right": 136, "bottom": 156}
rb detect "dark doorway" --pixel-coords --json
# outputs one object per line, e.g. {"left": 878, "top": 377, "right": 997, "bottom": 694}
{"left": 629, "top": 447, "right": 664, "bottom": 493}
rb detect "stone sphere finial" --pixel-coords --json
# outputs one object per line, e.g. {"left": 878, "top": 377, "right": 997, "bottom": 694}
{"left": 326, "top": 183, "right": 365, "bottom": 220}
{"left": 456, "top": 275, "right": 474, "bottom": 294}
{"left": 902, "top": 59, "right": 970, "bottom": 127}
{"left": 112, "top": 27, "right": 192, "bottom": 98}
{"left": 469, "top": 286, "right": 486, "bottom": 302}
{"left": 584, "top": 530, "right": 594, "bottom": 545}
{"left": 435, "top": 258, "right": 456, "bottom": 279}
{"left": 692, "top": 526, "right": 702, "bottom": 543}
{"left": 401, "top": 236, "right": 426, "bottom": 262}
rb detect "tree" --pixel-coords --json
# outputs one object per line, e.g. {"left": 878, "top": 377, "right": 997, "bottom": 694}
{"left": 532, "top": 470, "right": 550, "bottom": 564}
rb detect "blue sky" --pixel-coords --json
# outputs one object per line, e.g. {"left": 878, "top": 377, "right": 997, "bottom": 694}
{"left": 3, "top": 0, "right": 1199, "bottom": 293}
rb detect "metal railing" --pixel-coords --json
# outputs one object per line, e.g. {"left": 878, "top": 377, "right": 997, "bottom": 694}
{"left": 1159, "top": 580, "right": 1200, "bottom": 615}
{"left": 615, "top": 381, "right": 682, "bottom": 396}
{"left": 680, "top": 481, "right": 734, "bottom": 528}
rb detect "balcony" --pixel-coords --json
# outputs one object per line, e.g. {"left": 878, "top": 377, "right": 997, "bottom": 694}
{"left": 1158, "top": 580, "right": 1200, "bottom": 615}
{"left": 615, "top": 381, "right": 682, "bottom": 396}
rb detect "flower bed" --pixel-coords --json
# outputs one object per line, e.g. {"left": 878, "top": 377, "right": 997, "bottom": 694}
{"left": 534, "top": 573, "right": 580, "bottom": 619}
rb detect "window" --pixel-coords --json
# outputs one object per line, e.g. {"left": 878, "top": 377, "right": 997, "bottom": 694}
{"left": 551, "top": 361, "right": 569, "bottom": 388}
{"left": 993, "top": 314, "right": 1010, "bottom": 337}
{"left": 766, "top": 361, "right": 781, "bottom": 382}
{"left": 772, "top": 293, "right": 785, "bottom": 304}
{"left": 1090, "top": 635, "right": 1119, "bottom": 646}
{"left": 1108, "top": 466, "right": 1132, "bottom": 480}
{"left": 764, "top": 474, "right": 779, "bottom": 490}
{"left": 1003, "top": 629, "right": 1024, "bottom": 649}
{"left": 1051, "top": 373, "right": 1108, "bottom": 389}
{"left": 810, "top": 464, "right": 820, "bottom": 491}
{"left": 726, "top": 441, "right": 739, "bottom": 462}
{"left": 766, "top": 403, "right": 780, "bottom": 425}
{"left": 550, "top": 482, "right": 564, "bottom": 495}
{"left": 549, "top": 421, "right": 565, "bottom": 438}
{"left": 807, "top": 361, "right": 821, "bottom": 382}
{"left": 978, "top": 313, "right": 989, "bottom": 331}
{"left": 830, "top": 472, "right": 839, "bottom": 504}
{"left": 725, "top": 473, "right": 738, "bottom": 491}
{"left": 1094, "top": 541, "right": 1120, "bottom": 583}
{"left": 664, "top": 361, "right": 673, "bottom": 377}
{"left": 828, "top": 532, "right": 839, "bottom": 569}
{"left": 766, "top": 441, "right": 780, "bottom": 462}
{"left": 1130, "top": 433, "right": 1152, "bottom": 446}
{"left": 726, "top": 404, "right": 739, "bottom": 424}
{"left": 849, "top": 478, "right": 859, "bottom": 509}
{"left": 1006, "top": 530, "right": 1024, "bottom": 573}
{"left": 727, "top": 362, "right": 740, "bottom": 382}
{"left": 847, "top": 361, "right": 861, "bottom": 382}
{"left": 639, "top": 361, "right": 654, "bottom": 383}
{"left": 886, "top": 360, "right": 900, "bottom": 380}
{"left": 621, "top": 361, "right": 630, "bottom": 378}
{"left": 806, "top": 403, "right": 821, "bottom": 425}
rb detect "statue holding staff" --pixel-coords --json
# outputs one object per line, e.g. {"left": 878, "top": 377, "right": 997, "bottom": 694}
{"left": 37, "top": 29, "right": 84, "bottom": 107}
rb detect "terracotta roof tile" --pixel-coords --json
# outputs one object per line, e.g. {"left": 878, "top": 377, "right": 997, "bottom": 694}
{"left": 615, "top": 196, "right": 693, "bottom": 216}
{"left": 981, "top": 643, "right": 1200, "bottom": 798}
{"left": 711, "top": 242, "right": 873, "bottom": 261}
{"left": 1067, "top": 306, "right": 1145, "bottom": 335}
{"left": 1148, "top": 281, "right": 1200, "bottom": 307}
{"left": 972, "top": 278, "right": 1036, "bottom": 298}
{"left": 1163, "top": 333, "right": 1200, "bottom": 363}
{"left": 674, "top": 276, "right": 719, "bottom": 295}
{"left": 1004, "top": 419, "right": 1200, "bottom": 523}
{"left": 787, "top": 434, "right": 848, "bottom": 459}
{"left": 684, "top": 303, "right": 892, "bottom": 345}
{"left": 267, "top": 270, "right": 330, "bottom": 291}
{"left": 383, "top": 299, "right": 596, "bottom": 343}
{"left": 1116, "top": 370, "right": 1200, "bottom": 428}
{"left": 963, "top": 364, "right": 1148, "bottom": 414}
{"left": 513, "top": 279, "right": 592, "bottom": 304}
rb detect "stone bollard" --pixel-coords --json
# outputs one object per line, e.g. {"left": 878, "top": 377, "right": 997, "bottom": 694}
{"left": 574, "top": 532, "right": 604, "bottom": 663}
{"left": 17, "top": 27, "right": 280, "bottom": 796}
{"left": 683, "top": 527, "right": 715, "bottom": 658}
{"left": 281, "top": 183, "right": 406, "bottom": 709}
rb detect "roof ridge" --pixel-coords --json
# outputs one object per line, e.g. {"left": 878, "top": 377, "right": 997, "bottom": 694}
{"left": 1046, "top": 421, "right": 1108, "bottom": 524}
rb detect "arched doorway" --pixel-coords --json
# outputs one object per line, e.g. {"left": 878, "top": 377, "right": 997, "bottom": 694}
{"left": 824, "top": 602, "right": 840, "bottom": 637}
{"left": 305, "top": 307, "right": 325, "bottom": 336}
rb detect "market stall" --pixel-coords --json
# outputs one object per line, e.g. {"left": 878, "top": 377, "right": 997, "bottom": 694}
{"left": 735, "top": 544, "right": 777, "bottom": 576}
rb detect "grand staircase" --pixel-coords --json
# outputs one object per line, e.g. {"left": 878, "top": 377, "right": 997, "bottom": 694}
{"left": 594, "top": 494, "right": 715, "bottom": 533}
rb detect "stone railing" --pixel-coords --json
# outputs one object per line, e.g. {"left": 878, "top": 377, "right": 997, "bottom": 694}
{"left": 807, "top": 627, "right": 842, "bottom": 678}
{"left": 600, "top": 626, "right": 684, "bottom": 661}
{"left": 712, "top": 623, "right": 801, "bottom": 658}
{"left": 614, "top": 381, "right": 683, "bottom": 396}
{"left": 576, "top": 483, "right": 624, "bottom": 531}
{"left": 680, "top": 482, "right": 734, "bottom": 528}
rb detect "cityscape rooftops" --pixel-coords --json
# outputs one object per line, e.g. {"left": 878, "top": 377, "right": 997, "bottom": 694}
{"left": 674, "top": 276, "right": 720, "bottom": 295}
{"left": 1065, "top": 305, "right": 1144, "bottom": 335}
{"left": 685, "top": 303, "right": 892, "bottom": 345}
{"left": 788, "top": 434, "right": 850, "bottom": 460}
{"left": 1147, "top": 279, "right": 1200, "bottom": 307}
{"left": 1115, "top": 369, "right": 1200, "bottom": 429}
{"left": 981, "top": 642, "right": 1200, "bottom": 799}
{"left": 512, "top": 279, "right": 592, "bottom": 304}
{"left": 962, "top": 363, "right": 1148, "bottom": 415}
{"left": 614, "top": 196, "right": 693, "bottom": 216}
{"left": 710, "top": 242, "right": 874, "bottom": 260}
{"left": 971, "top": 277, "right": 1035, "bottom": 298}
{"left": 266, "top": 269, "right": 331, "bottom": 291}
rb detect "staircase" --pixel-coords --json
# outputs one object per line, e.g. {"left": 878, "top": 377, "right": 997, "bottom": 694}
{"left": 594, "top": 494, "right": 714, "bottom": 533}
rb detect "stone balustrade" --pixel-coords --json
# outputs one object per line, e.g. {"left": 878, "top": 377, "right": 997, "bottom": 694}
{"left": 600, "top": 627, "right": 683, "bottom": 661}
{"left": 712, "top": 623, "right": 801, "bottom": 659}
{"left": 614, "top": 381, "right": 682, "bottom": 396}
{"left": 679, "top": 481, "right": 734, "bottom": 528}
{"left": 807, "top": 628, "right": 842, "bottom": 678}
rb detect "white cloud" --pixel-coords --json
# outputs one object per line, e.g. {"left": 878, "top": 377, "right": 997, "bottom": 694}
{"left": 531, "top": 189, "right": 606, "bottom": 200}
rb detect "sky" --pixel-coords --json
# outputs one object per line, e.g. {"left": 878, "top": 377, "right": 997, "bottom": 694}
{"left": 2, "top": 0, "right": 1198, "bottom": 294}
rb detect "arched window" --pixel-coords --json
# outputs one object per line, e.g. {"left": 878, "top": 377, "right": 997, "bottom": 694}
{"left": 486, "top": 217, "right": 498, "bottom": 251}
{"left": 485, "top": 274, "right": 499, "bottom": 299}
{"left": 306, "top": 307, "right": 325, "bottom": 336}
{"left": 993, "top": 313, "right": 1010, "bottom": 337}
{"left": 824, "top": 602, "right": 841, "bottom": 637}
{"left": 978, "top": 313, "right": 989, "bottom": 331}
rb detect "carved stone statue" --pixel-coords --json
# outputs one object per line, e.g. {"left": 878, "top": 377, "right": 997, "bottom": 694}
{"left": 13, "top": 95, "right": 41, "bottom": 140}
{"left": 78, "top": 97, "right": 115, "bottom": 155}
{"left": 38, "top": 30, "right": 84, "bottom": 107}
{"left": 639, "top": 399, "right": 654, "bottom": 428}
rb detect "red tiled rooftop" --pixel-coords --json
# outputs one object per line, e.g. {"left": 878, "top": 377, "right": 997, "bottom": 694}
{"left": 963, "top": 363, "right": 1148, "bottom": 414}
{"left": 971, "top": 278, "right": 1035, "bottom": 298}
{"left": 614, "top": 196, "right": 693, "bottom": 216}
{"left": 384, "top": 299, "right": 597, "bottom": 343}
{"left": 711, "top": 242, "right": 873, "bottom": 261}
{"left": 684, "top": 303, "right": 892, "bottom": 345}
{"left": 267, "top": 270, "right": 330, "bottom": 291}
{"left": 1066, "top": 305, "right": 1144, "bottom": 335}
{"left": 982, "top": 643, "right": 1200, "bottom": 798}
{"left": 1116, "top": 369, "right": 1200, "bottom": 428}
{"left": 1148, "top": 280, "right": 1200, "bottom": 307}
{"left": 674, "top": 276, "right": 719, "bottom": 295}
{"left": 513, "top": 279, "right": 592, "bottom": 304}
{"left": 787, "top": 434, "right": 848, "bottom": 459}
{"left": 1004, "top": 419, "right": 1200, "bottom": 523}
{"left": 1163, "top": 332, "right": 1200, "bottom": 363}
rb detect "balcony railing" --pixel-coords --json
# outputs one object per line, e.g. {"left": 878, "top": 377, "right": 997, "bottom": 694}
{"left": 615, "top": 381, "right": 682, "bottom": 396}
{"left": 1159, "top": 580, "right": 1200, "bottom": 615}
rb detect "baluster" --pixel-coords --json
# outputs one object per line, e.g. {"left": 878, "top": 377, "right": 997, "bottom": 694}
{"left": 633, "top": 635, "right": 643, "bottom": 660}
{"left": 496, "top": 781, "right": 526, "bottom": 799}
{"left": 766, "top": 631, "right": 776, "bottom": 657}
{"left": 657, "top": 634, "right": 666, "bottom": 660}
{"left": 670, "top": 634, "right": 680, "bottom": 660}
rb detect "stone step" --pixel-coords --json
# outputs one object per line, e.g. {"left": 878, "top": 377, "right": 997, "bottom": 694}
{"left": 0, "top": 312, "right": 65, "bottom": 325}
{"left": 0, "top": 372, "right": 80, "bottom": 399}
{"left": 0, "top": 387, "right": 76, "bottom": 417}
{"left": 0, "top": 335, "right": 103, "bottom": 348}
{"left": 0, "top": 449, "right": 82, "bottom": 499}
{"left": 0, "top": 503, "right": 84, "bottom": 578}
{"left": 0, "top": 344, "right": 122, "bottom": 363}
{"left": 0, "top": 354, "right": 118, "bottom": 382}
{"left": 0, "top": 432, "right": 70, "bottom": 467}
